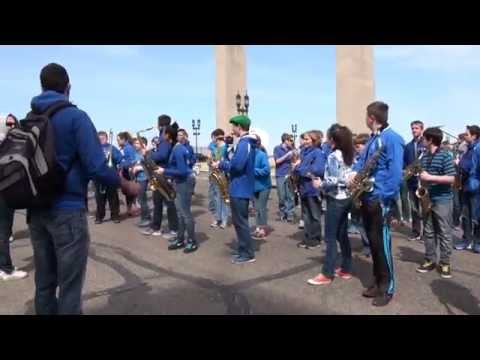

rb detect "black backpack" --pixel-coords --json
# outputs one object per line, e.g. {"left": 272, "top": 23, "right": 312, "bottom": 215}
{"left": 0, "top": 101, "right": 76, "bottom": 209}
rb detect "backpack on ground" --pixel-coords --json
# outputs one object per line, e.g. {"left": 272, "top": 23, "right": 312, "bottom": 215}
{"left": 0, "top": 101, "right": 75, "bottom": 209}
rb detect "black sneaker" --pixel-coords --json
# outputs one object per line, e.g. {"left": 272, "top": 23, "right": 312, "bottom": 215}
{"left": 416, "top": 260, "right": 436, "bottom": 273}
{"left": 372, "top": 294, "right": 393, "bottom": 307}
{"left": 362, "top": 285, "right": 380, "bottom": 298}
{"left": 112, "top": 219, "right": 121, "bottom": 224}
{"left": 94, "top": 219, "right": 103, "bottom": 225}
{"left": 168, "top": 240, "right": 185, "bottom": 251}
{"left": 439, "top": 263, "right": 452, "bottom": 279}
{"left": 183, "top": 242, "right": 198, "bottom": 254}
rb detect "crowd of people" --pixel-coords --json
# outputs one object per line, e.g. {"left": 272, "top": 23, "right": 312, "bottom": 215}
{"left": 0, "top": 62, "right": 479, "bottom": 314}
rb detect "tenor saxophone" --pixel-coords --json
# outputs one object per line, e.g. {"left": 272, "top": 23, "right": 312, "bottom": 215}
{"left": 415, "top": 181, "right": 432, "bottom": 217}
{"left": 209, "top": 164, "right": 230, "bottom": 203}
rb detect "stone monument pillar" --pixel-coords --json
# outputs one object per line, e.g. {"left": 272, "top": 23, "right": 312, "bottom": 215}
{"left": 336, "top": 45, "right": 375, "bottom": 135}
{"left": 215, "top": 45, "right": 247, "bottom": 132}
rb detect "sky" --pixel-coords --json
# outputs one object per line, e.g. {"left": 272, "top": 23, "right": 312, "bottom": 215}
{"left": 1, "top": 45, "right": 479, "bottom": 153}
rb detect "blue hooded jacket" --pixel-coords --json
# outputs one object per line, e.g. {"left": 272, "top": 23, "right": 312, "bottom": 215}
{"left": 352, "top": 127, "right": 405, "bottom": 206}
{"left": 294, "top": 146, "right": 325, "bottom": 197}
{"left": 150, "top": 140, "right": 172, "bottom": 166}
{"left": 184, "top": 141, "right": 197, "bottom": 169}
{"left": 459, "top": 140, "right": 479, "bottom": 193}
{"left": 164, "top": 143, "right": 192, "bottom": 183}
{"left": 119, "top": 142, "right": 136, "bottom": 171}
{"left": 220, "top": 134, "right": 257, "bottom": 199}
{"left": 254, "top": 148, "right": 272, "bottom": 193}
{"left": 30, "top": 91, "right": 120, "bottom": 210}
{"left": 101, "top": 143, "right": 122, "bottom": 168}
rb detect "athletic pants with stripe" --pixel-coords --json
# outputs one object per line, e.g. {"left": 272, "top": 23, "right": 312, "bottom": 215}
{"left": 361, "top": 200, "right": 395, "bottom": 296}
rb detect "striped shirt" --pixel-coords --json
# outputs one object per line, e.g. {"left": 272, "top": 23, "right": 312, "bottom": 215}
{"left": 420, "top": 148, "right": 456, "bottom": 201}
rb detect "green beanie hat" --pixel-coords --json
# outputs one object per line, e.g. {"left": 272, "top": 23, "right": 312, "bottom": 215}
{"left": 229, "top": 115, "right": 251, "bottom": 128}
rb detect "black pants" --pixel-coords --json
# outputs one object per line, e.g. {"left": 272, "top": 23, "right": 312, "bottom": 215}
{"left": 151, "top": 190, "right": 178, "bottom": 232}
{"left": 361, "top": 200, "right": 395, "bottom": 296}
{"left": 0, "top": 196, "right": 14, "bottom": 274}
{"left": 94, "top": 182, "right": 120, "bottom": 221}
{"left": 301, "top": 196, "right": 322, "bottom": 246}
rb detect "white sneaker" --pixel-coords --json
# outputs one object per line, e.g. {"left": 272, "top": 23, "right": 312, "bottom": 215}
{"left": 298, "top": 220, "right": 304, "bottom": 229}
{"left": 0, "top": 268, "right": 28, "bottom": 281}
{"left": 9, "top": 236, "right": 14, "bottom": 243}
{"left": 162, "top": 231, "right": 177, "bottom": 239}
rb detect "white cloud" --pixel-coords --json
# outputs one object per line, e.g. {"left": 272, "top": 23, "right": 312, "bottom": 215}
{"left": 376, "top": 45, "right": 480, "bottom": 71}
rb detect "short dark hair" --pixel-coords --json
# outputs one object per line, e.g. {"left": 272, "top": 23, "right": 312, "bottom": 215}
{"left": 367, "top": 101, "right": 389, "bottom": 126}
{"left": 354, "top": 133, "right": 370, "bottom": 145}
{"left": 467, "top": 125, "right": 480, "bottom": 139}
{"left": 98, "top": 131, "right": 108, "bottom": 138}
{"left": 212, "top": 128, "right": 225, "bottom": 138}
{"left": 410, "top": 120, "right": 424, "bottom": 128}
{"left": 423, "top": 127, "right": 443, "bottom": 146}
{"left": 281, "top": 133, "right": 293, "bottom": 143}
{"left": 40, "top": 63, "right": 70, "bottom": 93}
{"left": 117, "top": 131, "right": 132, "bottom": 143}
{"left": 158, "top": 115, "right": 171, "bottom": 127}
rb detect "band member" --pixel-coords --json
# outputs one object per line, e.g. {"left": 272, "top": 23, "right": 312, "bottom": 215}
{"left": 348, "top": 101, "right": 404, "bottom": 307}
{"left": 455, "top": 126, "right": 480, "bottom": 251}
{"left": 252, "top": 135, "right": 272, "bottom": 240}
{"left": 292, "top": 130, "right": 326, "bottom": 249}
{"left": 416, "top": 127, "right": 456, "bottom": 278}
{"left": 404, "top": 120, "right": 426, "bottom": 241}
{"left": 156, "top": 127, "right": 198, "bottom": 254}
{"left": 307, "top": 125, "right": 355, "bottom": 285}
{"left": 212, "top": 115, "right": 257, "bottom": 264}
{"left": 208, "top": 129, "right": 223, "bottom": 222}
{"left": 0, "top": 114, "right": 27, "bottom": 281}
{"left": 117, "top": 131, "right": 139, "bottom": 217}
{"left": 210, "top": 131, "right": 229, "bottom": 229}
{"left": 94, "top": 131, "right": 122, "bottom": 224}
{"left": 468, "top": 132, "right": 480, "bottom": 254}
{"left": 297, "top": 133, "right": 307, "bottom": 230}
{"left": 351, "top": 133, "right": 371, "bottom": 257}
{"left": 183, "top": 131, "right": 197, "bottom": 192}
{"left": 273, "top": 133, "right": 295, "bottom": 222}
{"left": 131, "top": 137, "right": 152, "bottom": 228}
{"left": 141, "top": 115, "right": 178, "bottom": 238}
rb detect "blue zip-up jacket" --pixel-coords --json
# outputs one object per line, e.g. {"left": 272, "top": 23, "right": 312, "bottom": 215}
{"left": 184, "top": 141, "right": 196, "bottom": 169}
{"left": 101, "top": 143, "right": 122, "bottom": 168}
{"left": 119, "top": 142, "right": 136, "bottom": 170}
{"left": 294, "top": 146, "right": 326, "bottom": 197}
{"left": 353, "top": 127, "right": 405, "bottom": 205}
{"left": 459, "top": 140, "right": 479, "bottom": 193}
{"left": 220, "top": 134, "right": 257, "bottom": 199}
{"left": 164, "top": 143, "right": 192, "bottom": 183}
{"left": 404, "top": 137, "right": 426, "bottom": 190}
{"left": 254, "top": 148, "right": 272, "bottom": 193}
{"left": 30, "top": 91, "right": 120, "bottom": 210}
{"left": 133, "top": 151, "right": 147, "bottom": 182}
{"left": 150, "top": 140, "right": 172, "bottom": 166}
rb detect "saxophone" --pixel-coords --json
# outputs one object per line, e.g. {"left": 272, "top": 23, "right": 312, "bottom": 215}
{"left": 209, "top": 160, "right": 230, "bottom": 204}
{"left": 415, "top": 180, "right": 432, "bottom": 218}
{"left": 136, "top": 129, "right": 176, "bottom": 202}
{"left": 348, "top": 144, "right": 383, "bottom": 208}
{"left": 286, "top": 149, "right": 300, "bottom": 194}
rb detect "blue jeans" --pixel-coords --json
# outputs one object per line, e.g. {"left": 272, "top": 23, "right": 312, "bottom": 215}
{"left": 460, "top": 191, "right": 477, "bottom": 244}
{"left": 323, "top": 197, "right": 352, "bottom": 277}
{"left": 254, "top": 189, "right": 270, "bottom": 227}
{"left": 28, "top": 209, "right": 90, "bottom": 315}
{"left": 208, "top": 175, "right": 217, "bottom": 215}
{"left": 276, "top": 176, "right": 294, "bottom": 218}
{"left": 138, "top": 180, "right": 151, "bottom": 222}
{"left": 174, "top": 177, "right": 196, "bottom": 243}
{"left": 0, "top": 196, "right": 15, "bottom": 274}
{"left": 230, "top": 197, "right": 255, "bottom": 259}
{"left": 350, "top": 206, "right": 369, "bottom": 249}
{"left": 213, "top": 183, "right": 229, "bottom": 224}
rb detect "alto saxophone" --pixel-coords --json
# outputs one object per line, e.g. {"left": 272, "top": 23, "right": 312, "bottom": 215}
{"left": 209, "top": 160, "right": 230, "bottom": 203}
{"left": 416, "top": 180, "right": 432, "bottom": 218}
{"left": 286, "top": 149, "right": 300, "bottom": 194}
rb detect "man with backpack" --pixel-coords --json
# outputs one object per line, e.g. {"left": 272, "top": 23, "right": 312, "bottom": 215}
{"left": 0, "top": 63, "right": 140, "bottom": 314}
{"left": 0, "top": 114, "right": 28, "bottom": 281}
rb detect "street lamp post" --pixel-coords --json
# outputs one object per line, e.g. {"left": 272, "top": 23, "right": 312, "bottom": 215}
{"left": 192, "top": 119, "right": 201, "bottom": 154}
{"left": 291, "top": 124, "right": 298, "bottom": 145}
{"left": 236, "top": 91, "right": 250, "bottom": 115}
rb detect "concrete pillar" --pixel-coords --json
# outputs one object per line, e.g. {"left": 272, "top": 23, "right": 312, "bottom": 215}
{"left": 215, "top": 45, "right": 247, "bottom": 133}
{"left": 336, "top": 45, "right": 375, "bottom": 135}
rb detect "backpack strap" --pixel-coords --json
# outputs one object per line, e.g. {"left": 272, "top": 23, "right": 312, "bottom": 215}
{"left": 43, "top": 101, "right": 76, "bottom": 117}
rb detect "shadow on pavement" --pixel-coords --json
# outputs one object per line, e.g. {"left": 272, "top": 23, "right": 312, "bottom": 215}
{"left": 430, "top": 279, "right": 480, "bottom": 315}
{"left": 396, "top": 245, "right": 424, "bottom": 264}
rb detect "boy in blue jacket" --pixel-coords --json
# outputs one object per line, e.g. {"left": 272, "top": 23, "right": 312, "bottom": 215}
{"left": 252, "top": 135, "right": 272, "bottom": 239}
{"left": 349, "top": 101, "right": 404, "bottom": 307}
{"left": 94, "top": 131, "right": 123, "bottom": 224}
{"left": 27, "top": 63, "right": 140, "bottom": 314}
{"left": 117, "top": 131, "right": 139, "bottom": 217}
{"left": 212, "top": 115, "right": 257, "bottom": 264}
{"left": 155, "top": 127, "right": 197, "bottom": 254}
